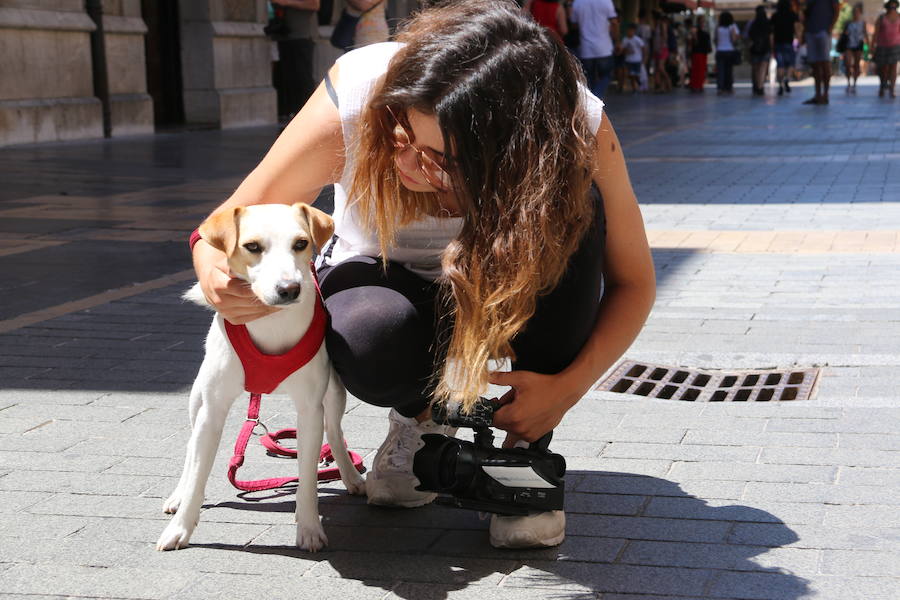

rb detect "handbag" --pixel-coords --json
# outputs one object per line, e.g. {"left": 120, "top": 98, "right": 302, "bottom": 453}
{"left": 836, "top": 26, "right": 849, "bottom": 53}
{"left": 330, "top": 1, "right": 382, "bottom": 51}
{"left": 264, "top": 5, "right": 289, "bottom": 39}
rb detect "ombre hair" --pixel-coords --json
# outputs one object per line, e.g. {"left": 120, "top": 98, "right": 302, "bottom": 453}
{"left": 348, "top": 0, "right": 596, "bottom": 411}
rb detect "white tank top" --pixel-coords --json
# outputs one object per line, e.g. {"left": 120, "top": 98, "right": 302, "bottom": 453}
{"left": 324, "top": 42, "right": 605, "bottom": 281}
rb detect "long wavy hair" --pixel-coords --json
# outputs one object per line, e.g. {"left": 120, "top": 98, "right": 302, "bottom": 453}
{"left": 349, "top": 0, "right": 596, "bottom": 411}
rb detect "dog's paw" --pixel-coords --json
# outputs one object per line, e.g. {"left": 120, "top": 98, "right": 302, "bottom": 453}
{"left": 296, "top": 520, "right": 328, "bottom": 552}
{"left": 343, "top": 473, "right": 367, "bottom": 496}
{"left": 162, "top": 491, "right": 182, "bottom": 514}
{"left": 156, "top": 519, "right": 194, "bottom": 551}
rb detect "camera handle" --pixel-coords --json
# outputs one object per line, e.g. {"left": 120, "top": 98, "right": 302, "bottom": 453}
{"left": 530, "top": 431, "right": 553, "bottom": 452}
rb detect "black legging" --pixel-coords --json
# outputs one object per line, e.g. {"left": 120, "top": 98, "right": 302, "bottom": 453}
{"left": 318, "top": 188, "right": 606, "bottom": 418}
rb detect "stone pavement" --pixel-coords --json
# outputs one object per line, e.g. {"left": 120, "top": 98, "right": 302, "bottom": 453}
{"left": 0, "top": 82, "right": 899, "bottom": 599}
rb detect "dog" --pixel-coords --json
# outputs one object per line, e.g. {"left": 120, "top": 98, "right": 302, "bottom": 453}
{"left": 156, "top": 203, "right": 366, "bottom": 552}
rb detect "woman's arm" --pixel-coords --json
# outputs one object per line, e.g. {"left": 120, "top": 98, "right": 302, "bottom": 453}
{"left": 491, "top": 113, "right": 656, "bottom": 442}
{"left": 192, "top": 65, "right": 345, "bottom": 324}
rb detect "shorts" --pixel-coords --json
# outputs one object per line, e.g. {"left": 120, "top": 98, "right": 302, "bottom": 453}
{"left": 875, "top": 45, "right": 900, "bottom": 66}
{"left": 750, "top": 52, "right": 769, "bottom": 64}
{"left": 805, "top": 30, "right": 832, "bottom": 63}
{"left": 775, "top": 43, "right": 796, "bottom": 68}
{"left": 626, "top": 61, "right": 642, "bottom": 75}
{"left": 654, "top": 47, "right": 670, "bottom": 62}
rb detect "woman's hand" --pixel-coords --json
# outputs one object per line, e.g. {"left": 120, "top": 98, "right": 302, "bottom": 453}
{"left": 193, "top": 241, "right": 277, "bottom": 324}
{"left": 488, "top": 370, "right": 584, "bottom": 443}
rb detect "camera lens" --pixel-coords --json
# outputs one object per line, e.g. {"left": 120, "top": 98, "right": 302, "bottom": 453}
{"left": 413, "top": 434, "right": 476, "bottom": 493}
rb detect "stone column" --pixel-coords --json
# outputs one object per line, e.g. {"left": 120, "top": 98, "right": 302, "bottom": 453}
{"left": 0, "top": 0, "right": 102, "bottom": 146}
{"left": 178, "top": 0, "right": 276, "bottom": 128}
{"left": 102, "top": 0, "right": 153, "bottom": 136}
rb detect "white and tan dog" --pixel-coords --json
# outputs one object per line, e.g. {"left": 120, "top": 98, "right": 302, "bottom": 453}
{"left": 156, "top": 203, "right": 365, "bottom": 552}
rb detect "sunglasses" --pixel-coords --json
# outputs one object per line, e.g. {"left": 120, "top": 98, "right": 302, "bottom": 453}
{"left": 386, "top": 106, "right": 454, "bottom": 191}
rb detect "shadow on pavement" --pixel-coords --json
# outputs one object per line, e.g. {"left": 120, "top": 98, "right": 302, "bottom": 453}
{"left": 191, "top": 472, "right": 811, "bottom": 599}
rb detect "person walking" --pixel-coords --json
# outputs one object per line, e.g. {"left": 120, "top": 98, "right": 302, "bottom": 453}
{"left": 715, "top": 11, "right": 740, "bottom": 94}
{"left": 873, "top": 0, "right": 900, "bottom": 97}
{"left": 842, "top": 3, "right": 868, "bottom": 93}
{"left": 189, "top": 0, "right": 655, "bottom": 550}
{"left": 621, "top": 23, "right": 646, "bottom": 92}
{"left": 689, "top": 17, "right": 712, "bottom": 92}
{"left": 771, "top": 0, "right": 800, "bottom": 95}
{"left": 748, "top": 5, "right": 773, "bottom": 95}
{"left": 524, "top": 0, "right": 569, "bottom": 42}
{"left": 651, "top": 12, "right": 672, "bottom": 92}
{"left": 273, "top": 0, "right": 321, "bottom": 119}
{"left": 801, "top": 0, "right": 840, "bottom": 104}
{"left": 571, "top": 0, "right": 620, "bottom": 98}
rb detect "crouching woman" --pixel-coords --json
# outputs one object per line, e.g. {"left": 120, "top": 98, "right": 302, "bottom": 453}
{"left": 191, "top": 0, "right": 655, "bottom": 549}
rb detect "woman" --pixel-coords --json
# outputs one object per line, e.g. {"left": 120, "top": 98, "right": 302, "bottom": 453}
{"left": 843, "top": 3, "right": 868, "bottom": 94}
{"left": 523, "top": 0, "right": 569, "bottom": 42}
{"left": 748, "top": 5, "right": 772, "bottom": 96}
{"left": 689, "top": 18, "right": 712, "bottom": 92}
{"left": 715, "top": 11, "right": 740, "bottom": 94}
{"left": 873, "top": 0, "right": 900, "bottom": 97}
{"left": 770, "top": 0, "right": 799, "bottom": 95}
{"left": 652, "top": 13, "right": 673, "bottom": 92}
{"left": 191, "top": 0, "right": 654, "bottom": 549}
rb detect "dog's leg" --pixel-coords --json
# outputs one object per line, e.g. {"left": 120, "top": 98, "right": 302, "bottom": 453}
{"left": 293, "top": 384, "right": 328, "bottom": 552}
{"left": 324, "top": 367, "right": 366, "bottom": 496}
{"left": 162, "top": 381, "right": 204, "bottom": 514}
{"left": 157, "top": 382, "right": 239, "bottom": 551}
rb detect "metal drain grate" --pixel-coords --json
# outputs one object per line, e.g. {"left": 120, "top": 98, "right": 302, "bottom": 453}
{"left": 595, "top": 360, "right": 820, "bottom": 402}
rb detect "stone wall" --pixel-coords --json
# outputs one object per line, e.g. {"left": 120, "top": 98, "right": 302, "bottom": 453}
{"left": 179, "top": 0, "right": 276, "bottom": 128}
{"left": 102, "top": 0, "right": 153, "bottom": 137}
{"left": 0, "top": 0, "right": 102, "bottom": 145}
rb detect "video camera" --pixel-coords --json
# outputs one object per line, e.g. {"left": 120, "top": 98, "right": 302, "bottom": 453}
{"left": 412, "top": 398, "right": 566, "bottom": 515}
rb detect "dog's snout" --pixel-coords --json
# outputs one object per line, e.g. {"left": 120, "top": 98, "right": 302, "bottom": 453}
{"left": 276, "top": 282, "right": 301, "bottom": 302}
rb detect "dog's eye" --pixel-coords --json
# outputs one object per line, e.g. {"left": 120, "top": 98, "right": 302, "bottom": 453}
{"left": 293, "top": 239, "right": 309, "bottom": 252}
{"left": 243, "top": 242, "right": 261, "bottom": 253}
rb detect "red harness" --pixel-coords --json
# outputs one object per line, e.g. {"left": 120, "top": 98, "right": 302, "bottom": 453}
{"left": 224, "top": 291, "right": 364, "bottom": 492}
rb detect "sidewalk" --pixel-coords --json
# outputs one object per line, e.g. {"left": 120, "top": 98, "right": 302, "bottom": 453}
{"left": 0, "top": 83, "right": 898, "bottom": 599}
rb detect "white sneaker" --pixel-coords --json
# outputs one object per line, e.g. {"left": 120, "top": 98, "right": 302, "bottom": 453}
{"left": 489, "top": 510, "right": 566, "bottom": 549}
{"left": 366, "top": 408, "right": 456, "bottom": 508}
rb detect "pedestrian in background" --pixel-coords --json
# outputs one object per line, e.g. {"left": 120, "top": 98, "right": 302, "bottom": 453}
{"left": 873, "top": 0, "right": 900, "bottom": 97}
{"left": 801, "top": 0, "right": 840, "bottom": 105}
{"left": 771, "top": 0, "right": 800, "bottom": 95}
{"left": 524, "top": 0, "right": 569, "bottom": 42}
{"left": 273, "top": 0, "right": 321, "bottom": 119}
{"left": 637, "top": 9, "right": 654, "bottom": 91}
{"left": 570, "top": 0, "right": 620, "bottom": 98}
{"left": 621, "top": 23, "right": 646, "bottom": 92}
{"left": 715, "top": 11, "right": 740, "bottom": 95}
{"left": 842, "top": 3, "right": 868, "bottom": 94}
{"left": 689, "top": 17, "right": 712, "bottom": 92}
{"left": 651, "top": 12, "right": 672, "bottom": 92}
{"left": 748, "top": 5, "right": 772, "bottom": 96}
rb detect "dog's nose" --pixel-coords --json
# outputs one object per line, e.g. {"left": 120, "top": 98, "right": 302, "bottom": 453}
{"left": 276, "top": 282, "right": 301, "bottom": 302}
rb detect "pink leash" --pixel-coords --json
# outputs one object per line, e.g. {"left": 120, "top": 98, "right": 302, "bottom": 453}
{"left": 228, "top": 392, "right": 365, "bottom": 492}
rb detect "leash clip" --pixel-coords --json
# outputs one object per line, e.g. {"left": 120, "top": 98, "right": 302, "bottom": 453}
{"left": 249, "top": 417, "right": 269, "bottom": 437}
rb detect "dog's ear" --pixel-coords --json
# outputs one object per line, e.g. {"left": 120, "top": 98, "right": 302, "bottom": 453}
{"left": 295, "top": 204, "right": 334, "bottom": 252}
{"left": 198, "top": 207, "right": 243, "bottom": 255}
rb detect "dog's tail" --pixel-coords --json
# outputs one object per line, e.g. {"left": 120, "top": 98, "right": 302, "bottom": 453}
{"left": 182, "top": 283, "right": 213, "bottom": 310}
